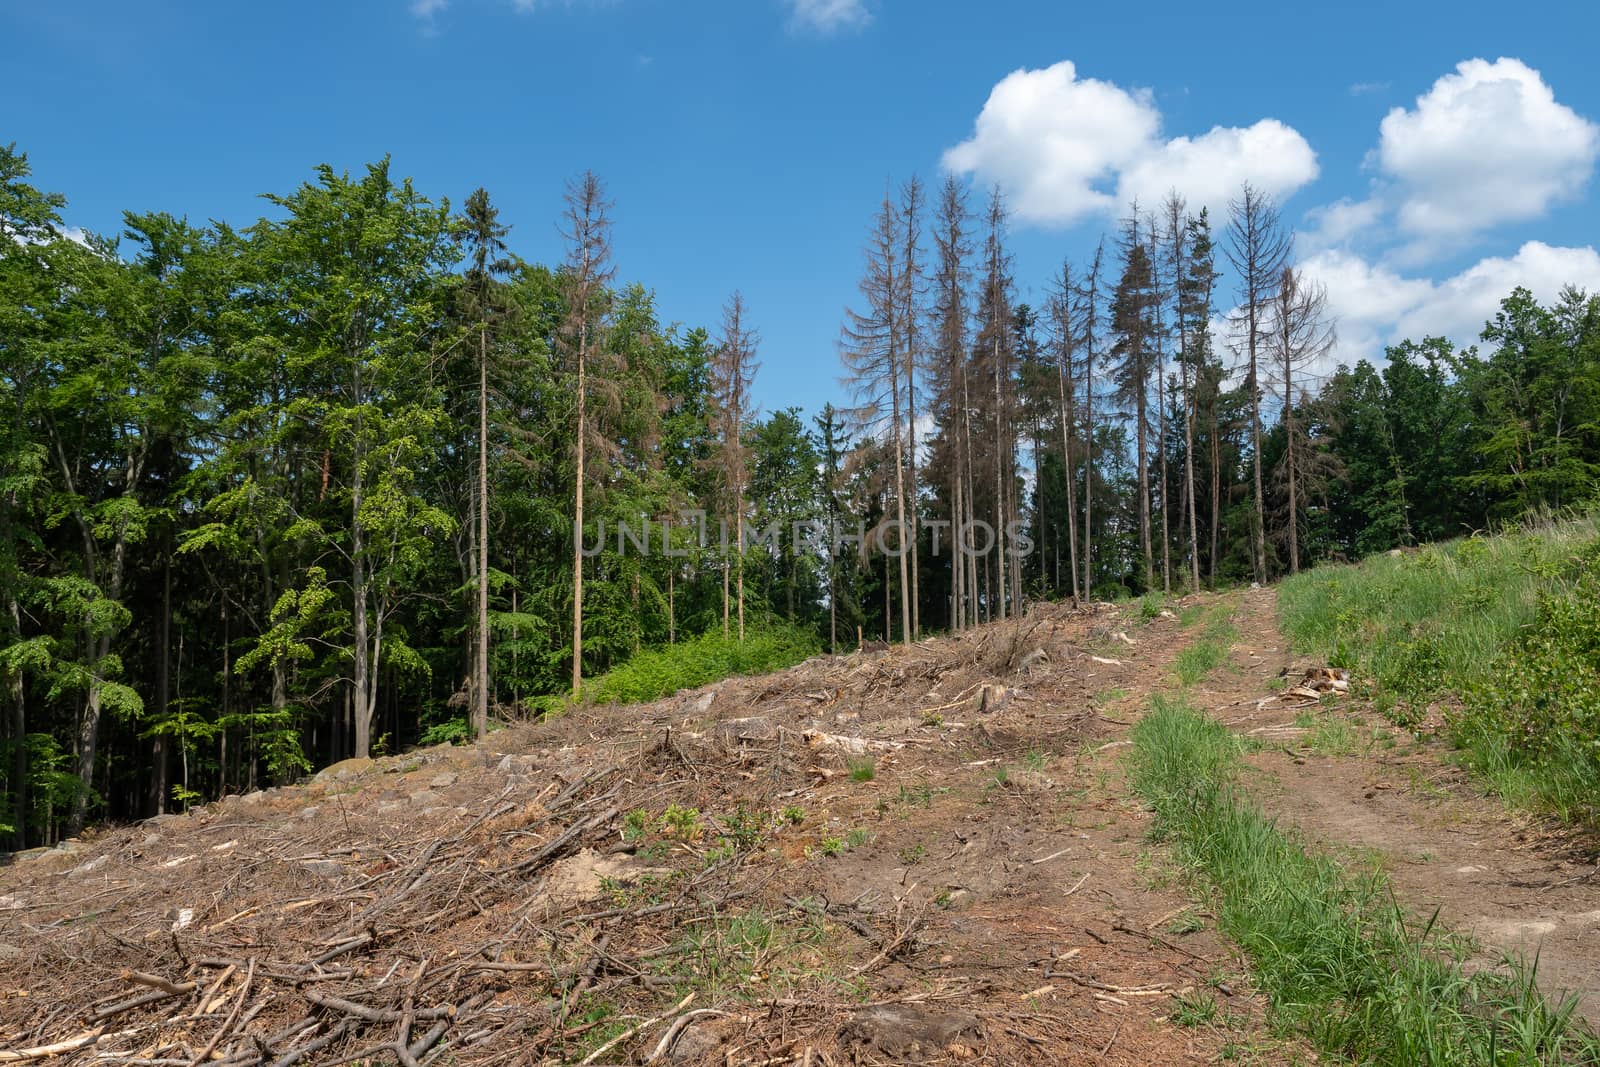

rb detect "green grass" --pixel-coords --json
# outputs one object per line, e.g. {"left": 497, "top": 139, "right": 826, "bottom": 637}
{"left": 1278, "top": 512, "right": 1600, "bottom": 827}
{"left": 1173, "top": 604, "right": 1239, "bottom": 686}
{"left": 533, "top": 623, "right": 820, "bottom": 714}
{"left": 847, "top": 756, "right": 876, "bottom": 782}
{"left": 1130, "top": 697, "right": 1600, "bottom": 1065}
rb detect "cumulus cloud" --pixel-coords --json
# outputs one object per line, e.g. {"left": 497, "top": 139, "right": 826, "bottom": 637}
{"left": 786, "top": 0, "right": 870, "bottom": 34}
{"left": 1299, "top": 242, "right": 1600, "bottom": 367}
{"left": 942, "top": 60, "right": 1317, "bottom": 228}
{"left": 1375, "top": 58, "right": 1598, "bottom": 240}
{"left": 1298, "top": 196, "right": 1385, "bottom": 254}
{"left": 1117, "top": 120, "right": 1318, "bottom": 223}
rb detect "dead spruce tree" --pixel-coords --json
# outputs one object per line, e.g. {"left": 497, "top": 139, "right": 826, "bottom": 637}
{"left": 1112, "top": 210, "right": 1157, "bottom": 592}
{"left": 1270, "top": 265, "right": 1336, "bottom": 574}
{"left": 842, "top": 191, "right": 912, "bottom": 644}
{"left": 898, "top": 176, "right": 926, "bottom": 639}
{"left": 931, "top": 175, "right": 977, "bottom": 630}
{"left": 974, "top": 188, "right": 1018, "bottom": 620}
{"left": 1049, "top": 259, "right": 1080, "bottom": 600}
{"left": 560, "top": 171, "right": 616, "bottom": 695}
{"left": 711, "top": 290, "right": 760, "bottom": 639}
{"left": 1226, "top": 183, "right": 1291, "bottom": 584}
{"left": 1076, "top": 241, "right": 1105, "bottom": 599}
{"left": 1148, "top": 213, "right": 1172, "bottom": 594}
{"left": 1164, "top": 193, "right": 1201, "bottom": 594}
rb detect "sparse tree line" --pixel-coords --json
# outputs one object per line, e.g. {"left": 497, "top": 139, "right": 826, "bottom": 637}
{"left": 2, "top": 142, "right": 1597, "bottom": 845}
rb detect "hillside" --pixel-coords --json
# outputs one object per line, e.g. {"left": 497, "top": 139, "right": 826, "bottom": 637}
{"left": 3, "top": 583, "right": 1598, "bottom": 1065}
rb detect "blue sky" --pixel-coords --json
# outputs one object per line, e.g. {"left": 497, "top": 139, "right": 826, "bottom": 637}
{"left": 7, "top": 0, "right": 1599, "bottom": 419}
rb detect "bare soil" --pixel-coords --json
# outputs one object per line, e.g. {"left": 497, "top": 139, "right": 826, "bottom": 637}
{"left": 3, "top": 587, "right": 1594, "bottom": 1065}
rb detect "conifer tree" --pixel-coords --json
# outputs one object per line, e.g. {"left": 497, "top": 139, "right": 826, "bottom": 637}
{"left": 461, "top": 188, "right": 511, "bottom": 740}
{"left": 1111, "top": 211, "right": 1157, "bottom": 591}
{"left": 841, "top": 193, "right": 912, "bottom": 644}
{"left": 711, "top": 291, "right": 760, "bottom": 640}
{"left": 1226, "top": 184, "right": 1291, "bottom": 583}
{"left": 560, "top": 172, "right": 616, "bottom": 695}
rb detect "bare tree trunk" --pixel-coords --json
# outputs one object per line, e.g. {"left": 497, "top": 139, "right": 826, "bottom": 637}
{"left": 6, "top": 592, "right": 25, "bottom": 849}
{"left": 736, "top": 506, "right": 746, "bottom": 641}
{"left": 153, "top": 543, "right": 171, "bottom": 815}
{"left": 1249, "top": 324, "right": 1266, "bottom": 583}
{"left": 352, "top": 476, "right": 373, "bottom": 759}
{"left": 474, "top": 320, "right": 490, "bottom": 738}
{"left": 1153, "top": 262, "right": 1171, "bottom": 595}
{"left": 1135, "top": 350, "right": 1152, "bottom": 593}
{"left": 1210, "top": 422, "right": 1221, "bottom": 586}
{"left": 1184, "top": 354, "right": 1200, "bottom": 593}
{"left": 571, "top": 320, "right": 586, "bottom": 694}
{"left": 1054, "top": 292, "right": 1080, "bottom": 601}
{"left": 992, "top": 330, "right": 1007, "bottom": 621}
{"left": 961, "top": 369, "right": 979, "bottom": 627}
{"left": 901, "top": 179, "right": 924, "bottom": 640}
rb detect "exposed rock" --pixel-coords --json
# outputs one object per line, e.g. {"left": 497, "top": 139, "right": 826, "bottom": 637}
{"left": 664, "top": 1021, "right": 723, "bottom": 1063}
{"left": 1016, "top": 647, "right": 1050, "bottom": 675}
{"left": 529, "top": 848, "right": 671, "bottom": 910}
{"left": 496, "top": 753, "right": 537, "bottom": 775}
{"left": 7, "top": 847, "right": 51, "bottom": 864}
{"left": 68, "top": 855, "right": 109, "bottom": 876}
{"left": 429, "top": 771, "right": 458, "bottom": 789}
{"left": 1005, "top": 770, "right": 1055, "bottom": 793}
{"left": 314, "top": 757, "right": 375, "bottom": 783}
{"left": 687, "top": 689, "right": 717, "bottom": 715}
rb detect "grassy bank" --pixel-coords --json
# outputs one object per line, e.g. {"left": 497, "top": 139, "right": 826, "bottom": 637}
{"left": 1277, "top": 513, "right": 1600, "bottom": 827}
{"left": 568, "top": 623, "right": 820, "bottom": 709}
{"left": 1131, "top": 698, "right": 1599, "bottom": 1065}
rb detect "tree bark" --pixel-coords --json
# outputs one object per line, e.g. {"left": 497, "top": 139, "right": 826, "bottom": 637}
{"left": 474, "top": 320, "right": 490, "bottom": 738}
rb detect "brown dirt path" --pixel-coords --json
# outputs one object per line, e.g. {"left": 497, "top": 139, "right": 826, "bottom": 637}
{"left": 1190, "top": 586, "right": 1600, "bottom": 1023}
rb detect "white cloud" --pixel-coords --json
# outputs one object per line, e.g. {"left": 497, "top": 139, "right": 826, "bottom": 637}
{"left": 1300, "top": 242, "right": 1600, "bottom": 367}
{"left": 786, "top": 0, "right": 870, "bottom": 34}
{"left": 1298, "top": 196, "right": 1384, "bottom": 254}
{"left": 942, "top": 61, "right": 1317, "bottom": 228}
{"left": 410, "top": 0, "right": 447, "bottom": 17}
{"left": 1117, "top": 120, "right": 1318, "bottom": 223}
{"left": 1375, "top": 58, "right": 1599, "bottom": 241}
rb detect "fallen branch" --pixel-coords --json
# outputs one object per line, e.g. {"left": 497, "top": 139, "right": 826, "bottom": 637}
{"left": 121, "top": 970, "right": 198, "bottom": 997}
{"left": 301, "top": 990, "right": 455, "bottom": 1024}
{"left": 647, "top": 1008, "right": 733, "bottom": 1063}
{"left": 580, "top": 992, "right": 694, "bottom": 1065}
{"left": 0, "top": 1028, "right": 138, "bottom": 1063}
{"left": 848, "top": 911, "right": 926, "bottom": 977}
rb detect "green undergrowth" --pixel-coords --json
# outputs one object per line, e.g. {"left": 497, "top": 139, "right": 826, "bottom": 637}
{"left": 529, "top": 624, "right": 820, "bottom": 716}
{"left": 1130, "top": 697, "right": 1600, "bottom": 1065}
{"left": 1278, "top": 512, "right": 1600, "bottom": 827}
